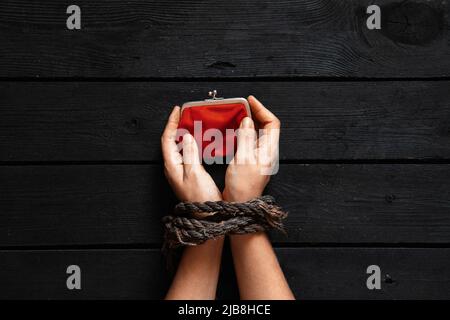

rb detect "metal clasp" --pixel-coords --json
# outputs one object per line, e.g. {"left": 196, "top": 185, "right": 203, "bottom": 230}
{"left": 207, "top": 90, "right": 223, "bottom": 100}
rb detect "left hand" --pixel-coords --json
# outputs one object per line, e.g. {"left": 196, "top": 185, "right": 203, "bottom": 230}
{"left": 161, "top": 106, "right": 222, "bottom": 202}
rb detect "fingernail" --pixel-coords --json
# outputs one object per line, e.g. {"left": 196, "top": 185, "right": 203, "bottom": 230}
{"left": 183, "top": 133, "right": 193, "bottom": 143}
{"left": 241, "top": 117, "right": 253, "bottom": 128}
{"left": 249, "top": 95, "right": 259, "bottom": 102}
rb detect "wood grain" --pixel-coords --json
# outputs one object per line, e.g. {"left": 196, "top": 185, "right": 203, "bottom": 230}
{"left": 1, "top": 0, "right": 449, "bottom": 302}
{"left": 1, "top": 248, "right": 449, "bottom": 299}
{"left": 0, "top": 0, "right": 448, "bottom": 78}
{"left": 1, "top": 164, "right": 449, "bottom": 246}
{"left": 0, "top": 249, "right": 168, "bottom": 299}
{"left": 0, "top": 165, "right": 172, "bottom": 246}
{"left": 277, "top": 248, "right": 450, "bottom": 300}
{"left": 1, "top": 81, "right": 450, "bottom": 161}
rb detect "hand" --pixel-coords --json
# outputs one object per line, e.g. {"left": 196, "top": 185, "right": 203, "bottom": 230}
{"left": 163, "top": 107, "right": 224, "bottom": 301}
{"left": 223, "top": 96, "right": 280, "bottom": 202}
{"left": 223, "top": 98, "right": 293, "bottom": 299}
{"left": 161, "top": 106, "right": 222, "bottom": 202}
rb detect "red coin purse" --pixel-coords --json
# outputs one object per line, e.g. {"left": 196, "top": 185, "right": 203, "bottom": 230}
{"left": 178, "top": 90, "right": 251, "bottom": 159}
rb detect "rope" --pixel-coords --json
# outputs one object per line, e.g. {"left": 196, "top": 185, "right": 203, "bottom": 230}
{"left": 162, "top": 195, "right": 288, "bottom": 249}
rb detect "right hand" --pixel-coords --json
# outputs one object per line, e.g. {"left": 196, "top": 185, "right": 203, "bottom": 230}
{"left": 223, "top": 96, "right": 280, "bottom": 202}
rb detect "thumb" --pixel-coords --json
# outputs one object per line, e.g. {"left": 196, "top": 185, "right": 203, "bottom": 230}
{"left": 235, "top": 117, "right": 256, "bottom": 162}
{"left": 182, "top": 133, "right": 202, "bottom": 172}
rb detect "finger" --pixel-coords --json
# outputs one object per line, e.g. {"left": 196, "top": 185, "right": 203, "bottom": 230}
{"left": 161, "top": 106, "right": 181, "bottom": 164}
{"left": 162, "top": 106, "right": 181, "bottom": 139}
{"left": 248, "top": 96, "right": 281, "bottom": 151}
{"left": 182, "top": 133, "right": 202, "bottom": 174}
{"left": 248, "top": 95, "right": 280, "bottom": 129}
{"left": 257, "top": 130, "right": 279, "bottom": 161}
{"left": 235, "top": 117, "right": 256, "bottom": 163}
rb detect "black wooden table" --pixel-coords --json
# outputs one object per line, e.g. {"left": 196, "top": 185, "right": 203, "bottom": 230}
{"left": 0, "top": 0, "right": 449, "bottom": 299}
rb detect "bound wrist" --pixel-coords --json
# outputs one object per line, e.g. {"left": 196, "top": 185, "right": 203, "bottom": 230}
{"left": 229, "top": 231, "right": 266, "bottom": 243}
{"left": 183, "top": 192, "right": 222, "bottom": 203}
{"left": 222, "top": 190, "right": 260, "bottom": 203}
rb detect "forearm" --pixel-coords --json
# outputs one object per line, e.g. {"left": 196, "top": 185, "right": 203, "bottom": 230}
{"left": 230, "top": 232, "right": 295, "bottom": 300}
{"left": 165, "top": 236, "right": 224, "bottom": 300}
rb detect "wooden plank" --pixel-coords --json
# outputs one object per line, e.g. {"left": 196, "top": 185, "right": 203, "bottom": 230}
{"left": 0, "top": 165, "right": 172, "bottom": 246}
{"left": 1, "top": 81, "right": 450, "bottom": 161}
{"left": 0, "top": 249, "right": 168, "bottom": 299}
{"left": 1, "top": 248, "right": 449, "bottom": 299}
{"left": 269, "top": 164, "right": 450, "bottom": 244}
{"left": 0, "top": 0, "right": 448, "bottom": 78}
{"left": 1, "top": 164, "right": 450, "bottom": 246}
{"left": 277, "top": 248, "right": 450, "bottom": 300}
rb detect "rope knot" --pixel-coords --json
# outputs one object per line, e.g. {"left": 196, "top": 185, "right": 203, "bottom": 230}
{"left": 163, "top": 195, "right": 288, "bottom": 249}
